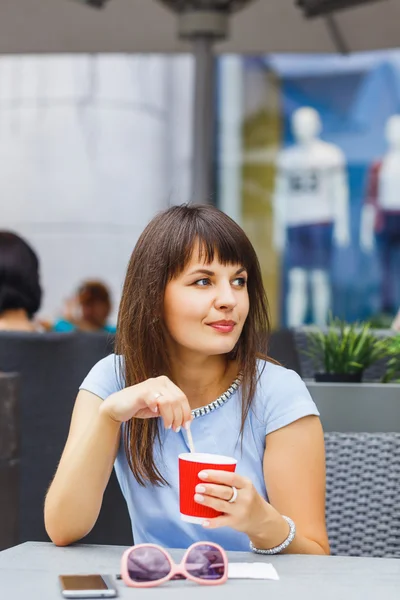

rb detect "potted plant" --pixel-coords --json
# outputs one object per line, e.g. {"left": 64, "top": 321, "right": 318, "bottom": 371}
{"left": 381, "top": 335, "right": 400, "bottom": 383}
{"left": 306, "top": 318, "right": 389, "bottom": 383}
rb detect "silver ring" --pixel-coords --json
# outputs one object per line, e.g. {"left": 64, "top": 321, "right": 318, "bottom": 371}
{"left": 153, "top": 392, "right": 163, "bottom": 400}
{"left": 228, "top": 486, "right": 238, "bottom": 503}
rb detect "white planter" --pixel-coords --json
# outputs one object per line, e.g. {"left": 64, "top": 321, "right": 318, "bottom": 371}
{"left": 306, "top": 381, "right": 400, "bottom": 432}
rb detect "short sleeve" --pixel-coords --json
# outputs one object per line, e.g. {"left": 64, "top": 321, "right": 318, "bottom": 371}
{"left": 79, "top": 354, "right": 124, "bottom": 400}
{"left": 257, "top": 363, "right": 320, "bottom": 436}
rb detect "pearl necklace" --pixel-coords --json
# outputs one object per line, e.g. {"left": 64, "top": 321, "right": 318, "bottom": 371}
{"left": 191, "top": 373, "right": 243, "bottom": 420}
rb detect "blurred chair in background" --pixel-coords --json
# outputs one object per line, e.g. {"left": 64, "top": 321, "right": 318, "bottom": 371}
{"left": 0, "top": 373, "right": 19, "bottom": 551}
{"left": 268, "top": 329, "right": 301, "bottom": 374}
{"left": 0, "top": 330, "right": 131, "bottom": 547}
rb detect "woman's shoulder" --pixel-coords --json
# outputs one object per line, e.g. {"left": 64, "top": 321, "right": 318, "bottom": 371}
{"left": 79, "top": 353, "right": 125, "bottom": 400}
{"left": 255, "top": 358, "right": 306, "bottom": 390}
{"left": 253, "top": 358, "right": 319, "bottom": 435}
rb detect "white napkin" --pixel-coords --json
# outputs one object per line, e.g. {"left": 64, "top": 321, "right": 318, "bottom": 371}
{"left": 228, "top": 562, "right": 279, "bottom": 580}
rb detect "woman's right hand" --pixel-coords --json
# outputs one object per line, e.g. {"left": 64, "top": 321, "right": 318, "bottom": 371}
{"left": 99, "top": 376, "right": 192, "bottom": 432}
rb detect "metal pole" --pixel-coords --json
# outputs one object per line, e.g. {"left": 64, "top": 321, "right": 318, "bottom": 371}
{"left": 162, "top": 2, "right": 255, "bottom": 204}
{"left": 150, "top": 3, "right": 255, "bottom": 205}
{"left": 218, "top": 55, "right": 243, "bottom": 223}
{"left": 191, "top": 36, "right": 215, "bottom": 204}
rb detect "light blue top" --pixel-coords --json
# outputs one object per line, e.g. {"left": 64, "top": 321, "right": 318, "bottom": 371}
{"left": 80, "top": 355, "right": 320, "bottom": 551}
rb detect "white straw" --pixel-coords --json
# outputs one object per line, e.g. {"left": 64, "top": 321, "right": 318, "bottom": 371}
{"left": 186, "top": 425, "right": 195, "bottom": 453}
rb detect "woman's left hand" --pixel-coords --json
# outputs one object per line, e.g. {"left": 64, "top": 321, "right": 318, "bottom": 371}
{"left": 194, "top": 469, "right": 271, "bottom": 537}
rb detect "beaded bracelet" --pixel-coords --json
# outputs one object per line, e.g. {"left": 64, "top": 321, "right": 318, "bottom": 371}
{"left": 249, "top": 515, "right": 296, "bottom": 555}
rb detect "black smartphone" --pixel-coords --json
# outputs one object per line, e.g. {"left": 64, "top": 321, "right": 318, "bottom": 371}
{"left": 59, "top": 574, "right": 118, "bottom": 598}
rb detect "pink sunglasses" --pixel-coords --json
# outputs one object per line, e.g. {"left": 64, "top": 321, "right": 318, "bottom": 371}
{"left": 120, "top": 542, "right": 228, "bottom": 587}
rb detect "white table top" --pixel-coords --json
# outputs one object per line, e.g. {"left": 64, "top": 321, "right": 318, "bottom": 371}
{"left": 0, "top": 542, "right": 399, "bottom": 600}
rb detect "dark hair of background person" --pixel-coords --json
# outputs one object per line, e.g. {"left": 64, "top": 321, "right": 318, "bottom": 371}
{"left": 0, "top": 231, "right": 42, "bottom": 318}
{"left": 116, "top": 204, "right": 272, "bottom": 487}
{"left": 78, "top": 281, "right": 111, "bottom": 311}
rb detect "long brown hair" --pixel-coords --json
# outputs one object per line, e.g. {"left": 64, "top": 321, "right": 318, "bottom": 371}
{"left": 116, "top": 204, "right": 271, "bottom": 486}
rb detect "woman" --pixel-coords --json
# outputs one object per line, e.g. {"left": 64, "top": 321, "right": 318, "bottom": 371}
{"left": 53, "top": 280, "right": 116, "bottom": 333}
{"left": 45, "top": 205, "right": 329, "bottom": 555}
{"left": 0, "top": 231, "right": 44, "bottom": 332}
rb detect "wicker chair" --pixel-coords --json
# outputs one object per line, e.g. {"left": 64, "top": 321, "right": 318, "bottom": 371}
{"left": 325, "top": 432, "right": 400, "bottom": 558}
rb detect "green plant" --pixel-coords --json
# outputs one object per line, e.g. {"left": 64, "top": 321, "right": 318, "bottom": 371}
{"left": 366, "top": 312, "right": 395, "bottom": 330}
{"left": 306, "top": 318, "right": 389, "bottom": 375}
{"left": 381, "top": 335, "right": 400, "bottom": 383}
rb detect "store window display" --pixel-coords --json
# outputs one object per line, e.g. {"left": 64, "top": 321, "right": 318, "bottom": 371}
{"left": 360, "top": 114, "right": 400, "bottom": 315}
{"left": 273, "top": 107, "right": 350, "bottom": 327}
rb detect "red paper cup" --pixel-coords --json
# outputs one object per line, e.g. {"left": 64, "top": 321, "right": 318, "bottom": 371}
{"left": 179, "top": 452, "right": 237, "bottom": 524}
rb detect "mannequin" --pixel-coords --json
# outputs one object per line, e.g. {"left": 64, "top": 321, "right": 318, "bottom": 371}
{"left": 360, "top": 115, "right": 400, "bottom": 314}
{"left": 273, "top": 107, "right": 350, "bottom": 327}
{"left": 393, "top": 308, "right": 400, "bottom": 332}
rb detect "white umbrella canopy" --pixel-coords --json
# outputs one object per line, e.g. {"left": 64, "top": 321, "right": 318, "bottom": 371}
{"left": 0, "top": 0, "right": 399, "bottom": 55}
{"left": 2, "top": 0, "right": 400, "bottom": 202}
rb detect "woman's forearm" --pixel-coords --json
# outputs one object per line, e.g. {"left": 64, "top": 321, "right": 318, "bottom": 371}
{"left": 44, "top": 409, "right": 121, "bottom": 546}
{"left": 248, "top": 505, "right": 329, "bottom": 555}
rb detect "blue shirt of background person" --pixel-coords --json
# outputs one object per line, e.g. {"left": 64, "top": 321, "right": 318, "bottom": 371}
{"left": 44, "top": 204, "right": 329, "bottom": 556}
{"left": 53, "top": 319, "right": 116, "bottom": 333}
{"left": 53, "top": 280, "right": 116, "bottom": 333}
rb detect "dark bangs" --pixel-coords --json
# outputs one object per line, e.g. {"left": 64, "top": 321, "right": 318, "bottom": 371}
{"left": 159, "top": 205, "right": 257, "bottom": 281}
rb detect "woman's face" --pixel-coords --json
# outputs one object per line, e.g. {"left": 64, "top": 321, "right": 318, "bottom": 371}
{"left": 81, "top": 299, "right": 110, "bottom": 327}
{"left": 163, "top": 248, "right": 249, "bottom": 358}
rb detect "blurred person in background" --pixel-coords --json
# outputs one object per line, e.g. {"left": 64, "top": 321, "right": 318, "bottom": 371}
{"left": 53, "top": 280, "right": 116, "bottom": 333}
{"left": 0, "top": 231, "right": 45, "bottom": 332}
